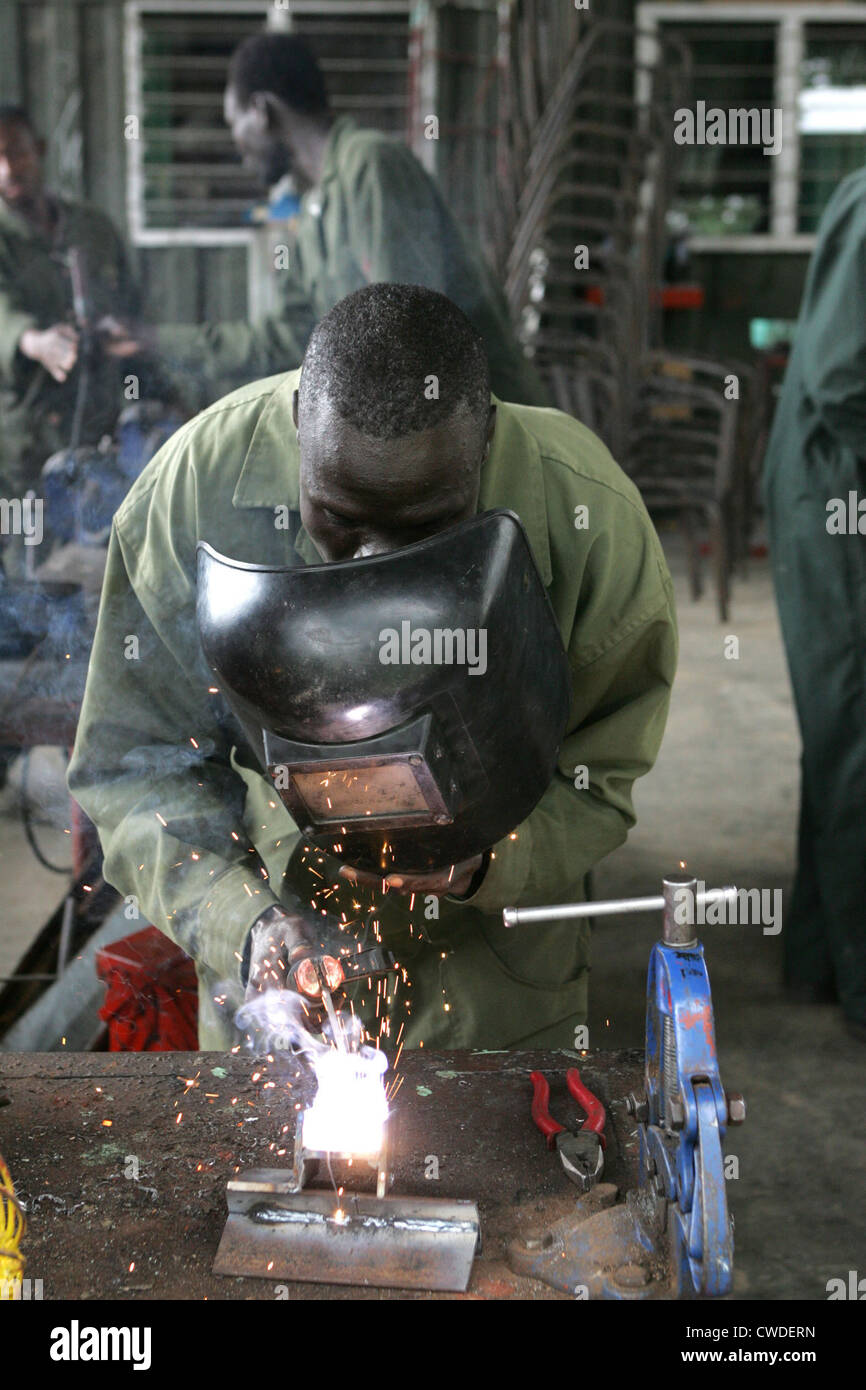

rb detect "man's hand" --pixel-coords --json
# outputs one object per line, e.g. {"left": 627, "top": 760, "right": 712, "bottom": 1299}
{"left": 245, "top": 903, "right": 343, "bottom": 1004}
{"left": 96, "top": 315, "right": 152, "bottom": 358}
{"left": 338, "top": 853, "right": 485, "bottom": 899}
{"left": 19, "top": 324, "right": 79, "bottom": 382}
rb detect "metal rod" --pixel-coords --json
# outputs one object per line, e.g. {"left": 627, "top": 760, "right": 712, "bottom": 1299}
{"left": 503, "top": 886, "right": 737, "bottom": 927}
{"left": 317, "top": 971, "right": 348, "bottom": 1054}
{"left": 663, "top": 873, "right": 697, "bottom": 946}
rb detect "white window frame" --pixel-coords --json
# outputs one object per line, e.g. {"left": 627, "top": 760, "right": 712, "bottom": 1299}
{"left": 124, "top": 0, "right": 415, "bottom": 247}
{"left": 124, "top": 0, "right": 272, "bottom": 251}
{"left": 637, "top": 2, "right": 866, "bottom": 252}
{"left": 124, "top": 0, "right": 417, "bottom": 317}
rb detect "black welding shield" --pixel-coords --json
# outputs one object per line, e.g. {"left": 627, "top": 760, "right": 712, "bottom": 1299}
{"left": 196, "top": 510, "right": 570, "bottom": 873}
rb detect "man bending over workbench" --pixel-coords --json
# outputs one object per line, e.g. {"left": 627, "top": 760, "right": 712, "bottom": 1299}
{"left": 68, "top": 285, "right": 677, "bottom": 1051}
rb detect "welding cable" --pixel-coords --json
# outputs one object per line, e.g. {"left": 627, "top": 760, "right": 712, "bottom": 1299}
{"left": 0, "top": 1154, "right": 26, "bottom": 1297}
{"left": 66, "top": 247, "right": 93, "bottom": 455}
{"left": 20, "top": 749, "right": 72, "bottom": 875}
{"left": 67, "top": 349, "right": 91, "bottom": 455}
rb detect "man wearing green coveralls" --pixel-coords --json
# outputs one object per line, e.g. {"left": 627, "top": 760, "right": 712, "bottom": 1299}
{"left": 0, "top": 106, "right": 142, "bottom": 506}
{"left": 69, "top": 284, "right": 676, "bottom": 1051}
{"left": 153, "top": 31, "right": 548, "bottom": 410}
{"left": 763, "top": 166, "right": 866, "bottom": 1039}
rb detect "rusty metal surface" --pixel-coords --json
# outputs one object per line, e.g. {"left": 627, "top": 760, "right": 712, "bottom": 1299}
{"left": 214, "top": 1183, "right": 481, "bottom": 1292}
{"left": 0, "top": 1049, "right": 643, "bottom": 1300}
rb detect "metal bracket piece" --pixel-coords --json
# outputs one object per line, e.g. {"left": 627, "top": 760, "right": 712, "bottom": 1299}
{"left": 213, "top": 1119, "right": 481, "bottom": 1293}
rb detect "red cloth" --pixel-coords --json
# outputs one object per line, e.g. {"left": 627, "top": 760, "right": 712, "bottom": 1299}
{"left": 97, "top": 926, "right": 198, "bottom": 1050}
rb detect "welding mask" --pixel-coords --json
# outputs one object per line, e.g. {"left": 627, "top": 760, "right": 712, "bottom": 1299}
{"left": 196, "top": 509, "right": 570, "bottom": 874}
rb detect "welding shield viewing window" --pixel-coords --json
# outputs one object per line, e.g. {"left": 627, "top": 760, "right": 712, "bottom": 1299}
{"left": 196, "top": 509, "right": 570, "bottom": 873}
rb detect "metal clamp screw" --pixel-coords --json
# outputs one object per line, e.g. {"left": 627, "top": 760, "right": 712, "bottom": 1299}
{"left": 725, "top": 1092, "right": 746, "bottom": 1125}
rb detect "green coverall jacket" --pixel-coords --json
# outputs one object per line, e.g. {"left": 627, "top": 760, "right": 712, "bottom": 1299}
{"left": 68, "top": 373, "right": 677, "bottom": 1050}
{"left": 763, "top": 166, "right": 866, "bottom": 1022}
{"left": 156, "top": 116, "right": 549, "bottom": 409}
{"left": 0, "top": 196, "right": 139, "bottom": 494}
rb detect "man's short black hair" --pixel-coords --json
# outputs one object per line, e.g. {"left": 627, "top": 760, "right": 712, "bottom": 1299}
{"left": 0, "top": 105, "right": 36, "bottom": 135}
{"left": 228, "top": 33, "right": 328, "bottom": 116}
{"left": 299, "top": 284, "right": 492, "bottom": 441}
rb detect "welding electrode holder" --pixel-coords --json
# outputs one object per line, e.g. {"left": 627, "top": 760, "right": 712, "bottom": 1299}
{"left": 244, "top": 899, "right": 395, "bottom": 995}
{"left": 289, "top": 943, "right": 397, "bottom": 1003}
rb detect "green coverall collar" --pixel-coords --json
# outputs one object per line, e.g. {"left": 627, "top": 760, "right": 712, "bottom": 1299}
{"left": 230, "top": 373, "right": 552, "bottom": 584}
{"left": 0, "top": 190, "right": 66, "bottom": 247}
{"left": 316, "top": 116, "right": 360, "bottom": 192}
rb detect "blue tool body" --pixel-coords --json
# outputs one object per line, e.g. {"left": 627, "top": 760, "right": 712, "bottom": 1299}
{"left": 640, "top": 934, "right": 733, "bottom": 1297}
{"left": 505, "top": 875, "right": 741, "bottom": 1299}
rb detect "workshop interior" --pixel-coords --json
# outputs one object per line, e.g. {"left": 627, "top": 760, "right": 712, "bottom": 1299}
{"left": 0, "top": 0, "right": 863, "bottom": 1318}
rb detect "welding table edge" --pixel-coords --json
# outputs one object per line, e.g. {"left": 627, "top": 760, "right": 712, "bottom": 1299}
{"left": 0, "top": 1048, "right": 643, "bottom": 1077}
{"left": 0, "top": 1049, "right": 644, "bottom": 1301}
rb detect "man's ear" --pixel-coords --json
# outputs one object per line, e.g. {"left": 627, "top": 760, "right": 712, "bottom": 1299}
{"left": 253, "top": 91, "right": 284, "bottom": 133}
{"left": 292, "top": 389, "right": 299, "bottom": 430}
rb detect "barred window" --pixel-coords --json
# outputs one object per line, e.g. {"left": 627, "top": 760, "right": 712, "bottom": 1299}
{"left": 639, "top": 3, "right": 866, "bottom": 249}
{"left": 126, "top": 1, "right": 412, "bottom": 238}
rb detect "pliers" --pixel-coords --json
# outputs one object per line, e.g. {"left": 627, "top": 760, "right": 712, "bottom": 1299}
{"left": 530, "top": 1068, "right": 606, "bottom": 1192}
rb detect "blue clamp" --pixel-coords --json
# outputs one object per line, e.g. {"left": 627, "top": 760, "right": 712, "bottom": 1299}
{"left": 505, "top": 873, "right": 745, "bottom": 1299}
{"left": 637, "top": 874, "right": 739, "bottom": 1297}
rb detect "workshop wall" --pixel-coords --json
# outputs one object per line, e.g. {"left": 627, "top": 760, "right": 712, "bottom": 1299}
{"left": 0, "top": 0, "right": 248, "bottom": 331}
{"left": 0, "top": 0, "right": 814, "bottom": 366}
{"left": 0, "top": 0, "right": 512, "bottom": 343}
{"left": 665, "top": 253, "right": 810, "bottom": 361}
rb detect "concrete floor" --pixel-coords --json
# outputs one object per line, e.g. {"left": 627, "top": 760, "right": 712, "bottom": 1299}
{"left": 0, "top": 534, "right": 862, "bottom": 1299}
{"left": 589, "top": 533, "right": 865, "bottom": 1301}
{"left": 0, "top": 747, "right": 73, "bottom": 981}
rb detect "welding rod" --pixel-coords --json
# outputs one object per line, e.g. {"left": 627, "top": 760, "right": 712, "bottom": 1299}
{"left": 503, "top": 885, "right": 738, "bottom": 927}
{"left": 316, "top": 965, "right": 348, "bottom": 1054}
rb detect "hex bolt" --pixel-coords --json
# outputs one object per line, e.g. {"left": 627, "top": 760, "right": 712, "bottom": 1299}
{"left": 625, "top": 1092, "right": 648, "bottom": 1123}
{"left": 726, "top": 1092, "right": 746, "bottom": 1125}
{"left": 666, "top": 1095, "right": 685, "bottom": 1130}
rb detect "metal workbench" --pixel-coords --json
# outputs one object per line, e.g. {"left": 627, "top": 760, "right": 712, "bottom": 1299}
{"left": 0, "top": 1048, "right": 643, "bottom": 1300}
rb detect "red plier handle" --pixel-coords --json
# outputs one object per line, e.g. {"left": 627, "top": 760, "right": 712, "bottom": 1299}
{"left": 565, "top": 1068, "right": 606, "bottom": 1149}
{"left": 530, "top": 1068, "right": 606, "bottom": 1150}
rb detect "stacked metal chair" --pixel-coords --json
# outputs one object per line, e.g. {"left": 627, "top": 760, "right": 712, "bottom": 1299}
{"left": 494, "top": 11, "right": 756, "bottom": 619}
{"left": 627, "top": 353, "right": 757, "bottom": 619}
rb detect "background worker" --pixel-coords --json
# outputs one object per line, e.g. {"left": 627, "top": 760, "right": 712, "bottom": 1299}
{"left": 153, "top": 32, "right": 549, "bottom": 409}
{"left": 69, "top": 284, "right": 676, "bottom": 1050}
{"left": 763, "top": 165, "right": 866, "bottom": 1041}
{"left": 0, "top": 106, "right": 146, "bottom": 512}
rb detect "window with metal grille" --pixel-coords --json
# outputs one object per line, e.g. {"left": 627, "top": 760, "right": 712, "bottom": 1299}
{"left": 125, "top": 1, "right": 412, "bottom": 241}
{"left": 638, "top": 3, "right": 866, "bottom": 250}
{"left": 799, "top": 23, "right": 866, "bottom": 232}
{"left": 662, "top": 21, "right": 776, "bottom": 239}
